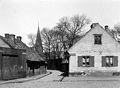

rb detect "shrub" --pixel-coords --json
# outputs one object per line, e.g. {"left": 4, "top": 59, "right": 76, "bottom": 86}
{"left": 112, "top": 72, "right": 120, "bottom": 76}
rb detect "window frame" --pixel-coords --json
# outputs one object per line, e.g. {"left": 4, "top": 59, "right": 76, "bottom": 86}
{"left": 93, "top": 34, "right": 102, "bottom": 45}
{"left": 78, "top": 56, "right": 94, "bottom": 67}
{"left": 105, "top": 56, "right": 113, "bottom": 67}
{"left": 82, "top": 56, "right": 90, "bottom": 67}
{"left": 102, "top": 56, "right": 118, "bottom": 67}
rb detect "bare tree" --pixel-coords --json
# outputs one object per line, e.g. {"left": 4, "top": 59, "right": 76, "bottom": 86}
{"left": 27, "top": 14, "right": 91, "bottom": 60}
{"left": 55, "top": 14, "right": 91, "bottom": 48}
{"left": 68, "top": 15, "right": 91, "bottom": 47}
{"left": 54, "top": 20, "right": 69, "bottom": 50}
{"left": 27, "top": 33, "right": 36, "bottom": 47}
{"left": 41, "top": 28, "right": 54, "bottom": 59}
{"left": 114, "top": 23, "right": 120, "bottom": 33}
{"left": 51, "top": 30, "right": 66, "bottom": 57}
{"left": 41, "top": 27, "right": 65, "bottom": 59}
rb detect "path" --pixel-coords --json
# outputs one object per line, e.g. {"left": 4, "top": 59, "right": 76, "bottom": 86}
{"left": 36, "top": 70, "right": 63, "bottom": 82}
{"left": 1, "top": 70, "right": 120, "bottom": 88}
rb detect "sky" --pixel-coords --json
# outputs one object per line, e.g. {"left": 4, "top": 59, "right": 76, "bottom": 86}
{"left": 0, "top": 0, "right": 120, "bottom": 45}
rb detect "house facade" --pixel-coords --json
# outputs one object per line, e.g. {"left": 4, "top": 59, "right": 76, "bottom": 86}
{"left": 68, "top": 23, "right": 120, "bottom": 75}
{"left": 0, "top": 35, "right": 26, "bottom": 80}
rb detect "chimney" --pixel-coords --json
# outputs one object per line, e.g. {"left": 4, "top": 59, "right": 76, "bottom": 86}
{"left": 90, "top": 24, "right": 94, "bottom": 29}
{"left": 105, "top": 25, "right": 109, "bottom": 30}
{"left": 9, "top": 34, "right": 15, "bottom": 41}
{"left": 17, "top": 36, "right": 22, "bottom": 41}
{"left": 5, "top": 33, "right": 9, "bottom": 39}
{"left": 90, "top": 23, "right": 99, "bottom": 29}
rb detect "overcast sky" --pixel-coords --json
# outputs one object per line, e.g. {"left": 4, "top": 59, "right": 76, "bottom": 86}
{"left": 0, "top": 0, "right": 120, "bottom": 45}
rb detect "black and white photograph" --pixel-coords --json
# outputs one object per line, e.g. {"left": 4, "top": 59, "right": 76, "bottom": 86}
{"left": 0, "top": 0, "right": 120, "bottom": 88}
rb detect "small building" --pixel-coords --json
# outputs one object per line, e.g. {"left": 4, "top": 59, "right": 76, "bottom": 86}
{"left": 0, "top": 35, "right": 26, "bottom": 80}
{"left": 0, "top": 33, "right": 46, "bottom": 80}
{"left": 69, "top": 23, "right": 120, "bottom": 76}
{"left": 4, "top": 34, "right": 46, "bottom": 76}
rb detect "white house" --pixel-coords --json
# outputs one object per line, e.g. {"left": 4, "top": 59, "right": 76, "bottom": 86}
{"left": 68, "top": 23, "right": 120, "bottom": 76}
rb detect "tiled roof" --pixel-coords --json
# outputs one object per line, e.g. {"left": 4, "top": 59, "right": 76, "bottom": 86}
{"left": 0, "top": 35, "right": 14, "bottom": 48}
{"left": 0, "top": 35, "right": 44, "bottom": 61}
{"left": 15, "top": 39, "right": 44, "bottom": 61}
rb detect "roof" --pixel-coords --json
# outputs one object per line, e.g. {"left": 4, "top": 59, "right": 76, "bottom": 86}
{"left": 0, "top": 35, "right": 44, "bottom": 61}
{"left": 79, "top": 23, "right": 115, "bottom": 40}
{"left": 68, "top": 23, "right": 120, "bottom": 52}
{"left": 15, "top": 39, "right": 44, "bottom": 61}
{"left": 0, "top": 35, "right": 14, "bottom": 48}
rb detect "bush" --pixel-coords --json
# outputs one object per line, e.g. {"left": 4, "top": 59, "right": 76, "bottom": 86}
{"left": 89, "top": 71, "right": 112, "bottom": 77}
{"left": 112, "top": 72, "right": 120, "bottom": 76}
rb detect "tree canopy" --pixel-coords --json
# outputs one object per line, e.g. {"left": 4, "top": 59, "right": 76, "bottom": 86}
{"left": 27, "top": 14, "right": 91, "bottom": 60}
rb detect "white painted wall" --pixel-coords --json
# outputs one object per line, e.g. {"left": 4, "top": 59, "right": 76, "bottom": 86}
{"left": 69, "top": 24, "right": 120, "bottom": 73}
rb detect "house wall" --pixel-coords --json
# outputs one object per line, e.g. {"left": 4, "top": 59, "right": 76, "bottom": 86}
{"left": 69, "top": 53, "right": 120, "bottom": 73}
{"left": 69, "top": 25, "right": 120, "bottom": 73}
{"left": 0, "top": 47, "right": 26, "bottom": 80}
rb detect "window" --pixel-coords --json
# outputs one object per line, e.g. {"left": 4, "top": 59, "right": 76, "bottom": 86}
{"left": 78, "top": 56, "right": 94, "bottom": 67}
{"left": 106, "top": 56, "right": 113, "bottom": 67}
{"left": 82, "top": 56, "right": 90, "bottom": 67}
{"left": 102, "top": 56, "right": 118, "bottom": 67}
{"left": 94, "top": 34, "right": 102, "bottom": 44}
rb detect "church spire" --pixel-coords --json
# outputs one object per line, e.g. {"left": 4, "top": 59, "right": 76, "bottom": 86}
{"left": 34, "top": 24, "right": 43, "bottom": 57}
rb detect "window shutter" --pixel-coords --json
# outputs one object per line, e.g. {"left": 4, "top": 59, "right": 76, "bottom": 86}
{"left": 113, "top": 56, "right": 118, "bottom": 67}
{"left": 102, "top": 56, "right": 106, "bottom": 67}
{"left": 78, "top": 56, "right": 82, "bottom": 67}
{"left": 90, "top": 56, "right": 94, "bottom": 67}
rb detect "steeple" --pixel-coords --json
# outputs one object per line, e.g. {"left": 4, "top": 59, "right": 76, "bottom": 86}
{"left": 34, "top": 24, "right": 44, "bottom": 57}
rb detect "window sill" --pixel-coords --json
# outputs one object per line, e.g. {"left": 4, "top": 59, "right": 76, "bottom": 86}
{"left": 102, "top": 66, "right": 118, "bottom": 67}
{"left": 94, "top": 44, "right": 102, "bottom": 45}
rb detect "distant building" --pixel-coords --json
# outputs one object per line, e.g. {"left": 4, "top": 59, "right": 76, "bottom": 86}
{"left": 69, "top": 23, "right": 120, "bottom": 76}
{"left": 34, "top": 25, "right": 44, "bottom": 57}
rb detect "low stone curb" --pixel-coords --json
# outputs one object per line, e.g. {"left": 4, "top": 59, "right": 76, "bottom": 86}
{"left": 0, "top": 72, "right": 52, "bottom": 85}
{"left": 62, "top": 76, "right": 120, "bottom": 82}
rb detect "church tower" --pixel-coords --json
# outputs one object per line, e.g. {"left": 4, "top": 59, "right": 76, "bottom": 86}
{"left": 34, "top": 24, "right": 44, "bottom": 57}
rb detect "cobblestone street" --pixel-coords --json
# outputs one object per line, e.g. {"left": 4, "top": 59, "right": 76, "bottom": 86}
{"left": 1, "top": 80, "right": 120, "bottom": 88}
{"left": 0, "top": 70, "right": 120, "bottom": 88}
